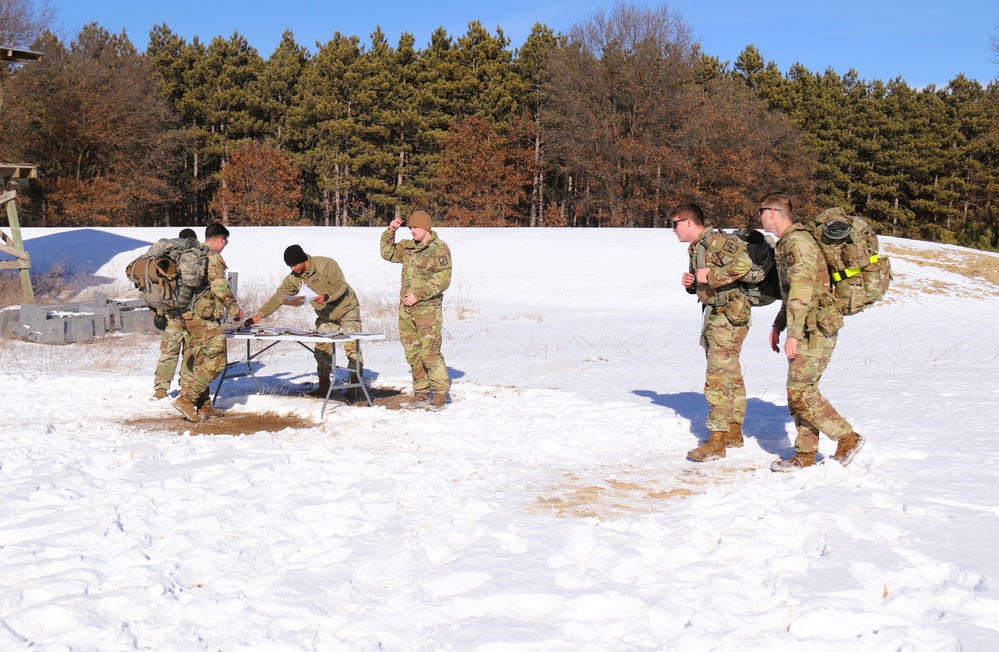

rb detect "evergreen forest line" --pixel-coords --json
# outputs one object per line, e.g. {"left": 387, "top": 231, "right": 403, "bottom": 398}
{"left": 1, "top": 4, "right": 997, "bottom": 250}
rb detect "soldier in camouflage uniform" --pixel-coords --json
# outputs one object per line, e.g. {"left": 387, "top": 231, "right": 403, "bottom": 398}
{"left": 172, "top": 222, "right": 243, "bottom": 422}
{"left": 380, "top": 210, "right": 452, "bottom": 411}
{"left": 152, "top": 228, "right": 197, "bottom": 400}
{"left": 674, "top": 203, "right": 755, "bottom": 462}
{"left": 760, "top": 193, "right": 865, "bottom": 471}
{"left": 246, "top": 244, "right": 364, "bottom": 398}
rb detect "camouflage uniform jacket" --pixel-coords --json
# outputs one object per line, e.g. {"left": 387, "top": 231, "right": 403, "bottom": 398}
{"left": 380, "top": 230, "right": 452, "bottom": 306}
{"left": 687, "top": 227, "right": 754, "bottom": 307}
{"left": 257, "top": 255, "right": 359, "bottom": 322}
{"left": 188, "top": 246, "right": 240, "bottom": 321}
{"left": 773, "top": 223, "right": 843, "bottom": 339}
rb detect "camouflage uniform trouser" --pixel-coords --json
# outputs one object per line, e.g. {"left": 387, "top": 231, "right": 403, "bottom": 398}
{"left": 701, "top": 308, "right": 748, "bottom": 433}
{"left": 154, "top": 315, "right": 189, "bottom": 392}
{"left": 787, "top": 330, "right": 853, "bottom": 453}
{"left": 314, "top": 306, "right": 363, "bottom": 381}
{"left": 399, "top": 303, "right": 449, "bottom": 394}
{"left": 179, "top": 316, "right": 226, "bottom": 406}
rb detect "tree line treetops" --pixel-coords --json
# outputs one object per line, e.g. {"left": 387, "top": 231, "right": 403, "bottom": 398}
{"left": 1, "top": 3, "right": 997, "bottom": 250}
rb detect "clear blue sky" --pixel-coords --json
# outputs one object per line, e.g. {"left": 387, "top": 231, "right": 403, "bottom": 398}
{"left": 50, "top": 0, "right": 998, "bottom": 88}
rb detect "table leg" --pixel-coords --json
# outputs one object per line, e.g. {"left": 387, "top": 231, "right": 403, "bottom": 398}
{"left": 212, "top": 339, "right": 271, "bottom": 405}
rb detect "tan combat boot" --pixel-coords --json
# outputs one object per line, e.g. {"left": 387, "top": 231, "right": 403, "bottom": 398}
{"left": 172, "top": 395, "right": 201, "bottom": 422}
{"left": 832, "top": 432, "right": 865, "bottom": 467}
{"left": 401, "top": 391, "right": 430, "bottom": 408}
{"left": 428, "top": 392, "right": 448, "bottom": 411}
{"left": 687, "top": 431, "right": 726, "bottom": 462}
{"left": 151, "top": 389, "right": 168, "bottom": 400}
{"left": 725, "top": 423, "right": 744, "bottom": 448}
{"left": 197, "top": 403, "right": 225, "bottom": 420}
{"left": 770, "top": 452, "right": 815, "bottom": 472}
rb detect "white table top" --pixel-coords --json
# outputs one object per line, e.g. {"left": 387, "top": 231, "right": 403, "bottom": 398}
{"left": 224, "top": 327, "right": 386, "bottom": 343}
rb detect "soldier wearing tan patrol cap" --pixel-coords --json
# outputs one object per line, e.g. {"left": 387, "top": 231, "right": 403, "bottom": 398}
{"left": 380, "top": 210, "right": 452, "bottom": 410}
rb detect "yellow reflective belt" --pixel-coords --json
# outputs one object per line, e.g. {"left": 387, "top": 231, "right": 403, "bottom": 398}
{"left": 831, "top": 255, "right": 880, "bottom": 282}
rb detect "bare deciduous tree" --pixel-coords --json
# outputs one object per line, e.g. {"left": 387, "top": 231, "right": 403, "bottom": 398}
{"left": 542, "top": 2, "right": 697, "bottom": 227}
{"left": 991, "top": 25, "right": 999, "bottom": 71}
{"left": 0, "top": 0, "right": 54, "bottom": 48}
{"left": 209, "top": 141, "right": 304, "bottom": 225}
{"left": 4, "top": 25, "right": 178, "bottom": 225}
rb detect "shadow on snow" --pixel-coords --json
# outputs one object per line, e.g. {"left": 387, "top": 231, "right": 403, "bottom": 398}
{"left": 632, "top": 389, "right": 794, "bottom": 455}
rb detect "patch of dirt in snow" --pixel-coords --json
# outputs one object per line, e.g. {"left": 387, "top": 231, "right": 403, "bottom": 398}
{"left": 531, "top": 463, "right": 760, "bottom": 519}
{"left": 125, "top": 411, "right": 315, "bottom": 436}
{"left": 126, "top": 386, "right": 416, "bottom": 434}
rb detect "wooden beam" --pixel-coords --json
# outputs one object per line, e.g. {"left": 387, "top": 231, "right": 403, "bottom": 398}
{"left": 0, "top": 47, "right": 43, "bottom": 64}
{"left": 0, "top": 165, "right": 38, "bottom": 180}
{"left": 3, "top": 191, "right": 34, "bottom": 303}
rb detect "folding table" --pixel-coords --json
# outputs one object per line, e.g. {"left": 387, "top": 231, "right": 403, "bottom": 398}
{"left": 213, "top": 327, "right": 386, "bottom": 417}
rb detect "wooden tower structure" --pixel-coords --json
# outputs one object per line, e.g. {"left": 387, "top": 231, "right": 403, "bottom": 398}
{"left": 1, "top": 46, "right": 43, "bottom": 304}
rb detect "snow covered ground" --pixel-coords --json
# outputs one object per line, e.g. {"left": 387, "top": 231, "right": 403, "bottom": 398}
{"left": 2, "top": 225, "right": 998, "bottom": 651}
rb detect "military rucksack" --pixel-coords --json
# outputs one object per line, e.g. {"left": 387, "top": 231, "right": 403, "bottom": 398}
{"left": 125, "top": 237, "right": 209, "bottom": 313}
{"left": 729, "top": 228, "right": 780, "bottom": 307}
{"left": 696, "top": 229, "right": 781, "bottom": 308}
{"left": 803, "top": 208, "right": 891, "bottom": 316}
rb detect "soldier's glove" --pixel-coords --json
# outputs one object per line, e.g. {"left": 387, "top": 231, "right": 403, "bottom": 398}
{"left": 243, "top": 318, "right": 255, "bottom": 328}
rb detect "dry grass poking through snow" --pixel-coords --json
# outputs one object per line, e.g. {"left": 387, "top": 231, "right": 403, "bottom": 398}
{"left": 0, "top": 332, "right": 151, "bottom": 378}
{"left": 883, "top": 242, "right": 999, "bottom": 300}
{"left": 532, "top": 463, "right": 760, "bottom": 519}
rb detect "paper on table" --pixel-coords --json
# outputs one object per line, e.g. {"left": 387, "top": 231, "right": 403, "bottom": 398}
{"left": 282, "top": 284, "right": 319, "bottom": 307}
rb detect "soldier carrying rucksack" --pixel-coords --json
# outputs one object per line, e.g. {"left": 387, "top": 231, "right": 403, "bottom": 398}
{"left": 760, "top": 193, "right": 867, "bottom": 471}
{"left": 127, "top": 222, "right": 243, "bottom": 422}
{"left": 146, "top": 228, "right": 198, "bottom": 400}
{"left": 674, "top": 202, "right": 756, "bottom": 463}
{"left": 126, "top": 233, "right": 211, "bottom": 317}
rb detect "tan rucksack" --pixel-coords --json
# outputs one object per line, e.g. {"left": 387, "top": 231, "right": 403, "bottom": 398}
{"left": 803, "top": 207, "right": 891, "bottom": 316}
{"left": 126, "top": 237, "right": 208, "bottom": 313}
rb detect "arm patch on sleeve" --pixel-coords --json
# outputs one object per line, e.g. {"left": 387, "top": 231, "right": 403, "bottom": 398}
{"left": 722, "top": 240, "right": 738, "bottom": 254}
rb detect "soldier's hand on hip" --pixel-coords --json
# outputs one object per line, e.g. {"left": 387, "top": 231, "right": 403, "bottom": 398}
{"left": 403, "top": 292, "right": 418, "bottom": 307}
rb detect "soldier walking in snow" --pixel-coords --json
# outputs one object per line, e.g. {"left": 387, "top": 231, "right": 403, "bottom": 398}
{"left": 759, "top": 193, "right": 865, "bottom": 470}
{"left": 380, "top": 210, "right": 452, "bottom": 411}
{"left": 151, "top": 228, "right": 198, "bottom": 400}
{"left": 173, "top": 222, "right": 243, "bottom": 422}
{"left": 674, "top": 203, "right": 755, "bottom": 462}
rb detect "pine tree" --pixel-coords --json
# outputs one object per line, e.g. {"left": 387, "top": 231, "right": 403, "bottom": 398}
{"left": 258, "top": 30, "right": 309, "bottom": 149}
{"left": 514, "top": 23, "right": 559, "bottom": 226}
{"left": 164, "top": 32, "right": 265, "bottom": 225}
{"left": 289, "top": 32, "right": 370, "bottom": 225}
